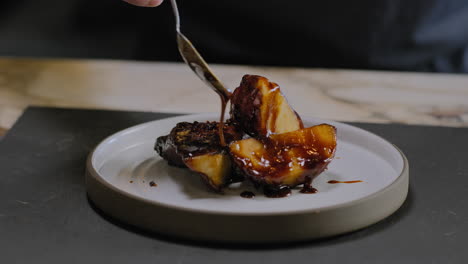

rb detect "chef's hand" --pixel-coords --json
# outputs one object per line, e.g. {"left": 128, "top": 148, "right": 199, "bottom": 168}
{"left": 123, "top": 0, "right": 164, "bottom": 7}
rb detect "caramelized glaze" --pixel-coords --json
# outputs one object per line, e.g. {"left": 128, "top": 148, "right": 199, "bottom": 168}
{"left": 230, "top": 75, "right": 263, "bottom": 137}
{"left": 230, "top": 75, "right": 304, "bottom": 137}
{"left": 300, "top": 177, "right": 318, "bottom": 194}
{"left": 264, "top": 186, "right": 292, "bottom": 198}
{"left": 218, "top": 96, "right": 228, "bottom": 147}
{"left": 230, "top": 124, "right": 337, "bottom": 189}
{"left": 155, "top": 120, "right": 243, "bottom": 167}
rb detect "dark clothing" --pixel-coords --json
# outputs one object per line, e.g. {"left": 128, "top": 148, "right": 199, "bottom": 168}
{"left": 1, "top": 0, "right": 468, "bottom": 72}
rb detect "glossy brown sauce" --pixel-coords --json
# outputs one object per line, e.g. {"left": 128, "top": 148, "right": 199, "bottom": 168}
{"left": 149, "top": 181, "right": 157, "bottom": 187}
{"left": 243, "top": 135, "right": 327, "bottom": 180}
{"left": 229, "top": 75, "right": 263, "bottom": 137}
{"left": 264, "top": 186, "right": 292, "bottom": 198}
{"left": 300, "top": 177, "right": 318, "bottom": 194}
{"left": 218, "top": 96, "right": 228, "bottom": 147}
{"left": 240, "top": 191, "right": 255, "bottom": 198}
{"left": 300, "top": 187, "right": 318, "bottom": 194}
{"left": 129, "top": 180, "right": 133, "bottom": 183}
{"left": 328, "top": 180, "right": 362, "bottom": 184}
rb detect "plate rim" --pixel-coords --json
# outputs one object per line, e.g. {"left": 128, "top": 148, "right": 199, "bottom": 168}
{"left": 86, "top": 113, "right": 409, "bottom": 216}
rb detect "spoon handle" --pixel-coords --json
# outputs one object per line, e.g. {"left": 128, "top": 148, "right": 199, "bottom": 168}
{"left": 169, "top": 0, "right": 231, "bottom": 100}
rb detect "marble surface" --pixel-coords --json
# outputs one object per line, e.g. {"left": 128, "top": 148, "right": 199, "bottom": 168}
{"left": 1, "top": 57, "right": 468, "bottom": 134}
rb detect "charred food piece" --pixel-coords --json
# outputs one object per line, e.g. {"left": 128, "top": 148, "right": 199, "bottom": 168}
{"left": 229, "top": 124, "right": 337, "bottom": 188}
{"left": 155, "top": 121, "right": 243, "bottom": 191}
{"left": 155, "top": 121, "right": 242, "bottom": 166}
{"left": 230, "top": 75, "right": 304, "bottom": 137}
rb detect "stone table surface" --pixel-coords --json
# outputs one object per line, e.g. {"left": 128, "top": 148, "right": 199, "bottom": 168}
{"left": 1, "top": 57, "right": 468, "bottom": 135}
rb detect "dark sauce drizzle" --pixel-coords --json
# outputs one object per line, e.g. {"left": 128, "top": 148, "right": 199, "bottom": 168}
{"left": 328, "top": 180, "right": 362, "bottom": 184}
{"left": 264, "top": 186, "right": 292, "bottom": 198}
{"left": 300, "top": 177, "right": 318, "bottom": 194}
{"left": 218, "top": 96, "right": 227, "bottom": 147}
{"left": 240, "top": 191, "right": 255, "bottom": 199}
{"left": 149, "top": 181, "right": 157, "bottom": 187}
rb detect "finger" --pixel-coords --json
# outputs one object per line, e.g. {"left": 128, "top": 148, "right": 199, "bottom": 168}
{"left": 123, "top": 0, "right": 164, "bottom": 7}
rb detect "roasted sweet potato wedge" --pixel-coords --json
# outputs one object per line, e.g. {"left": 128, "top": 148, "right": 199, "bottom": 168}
{"left": 229, "top": 124, "right": 337, "bottom": 188}
{"left": 184, "top": 153, "right": 233, "bottom": 192}
{"left": 230, "top": 75, "right": 303, "bottom": 137}
{"left": 155, "top": 121, "right": 243, "bottom": 191}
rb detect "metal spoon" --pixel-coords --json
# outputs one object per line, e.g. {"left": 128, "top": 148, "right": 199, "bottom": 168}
{"left": 169, "top": 0, "right": 231, "bottom": 101}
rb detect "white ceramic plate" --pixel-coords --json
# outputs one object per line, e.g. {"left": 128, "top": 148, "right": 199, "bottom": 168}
{"left": 86, "top": 114, "right": 409, "bottom": 243}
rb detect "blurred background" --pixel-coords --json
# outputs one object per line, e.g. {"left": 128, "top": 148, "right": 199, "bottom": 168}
{"left": 1, "top": 0, "right": 468, "bottom": 72}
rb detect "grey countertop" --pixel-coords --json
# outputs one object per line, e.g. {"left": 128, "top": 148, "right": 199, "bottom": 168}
{"left": 0, "top": 107, "right": 467, "bottom": 263}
